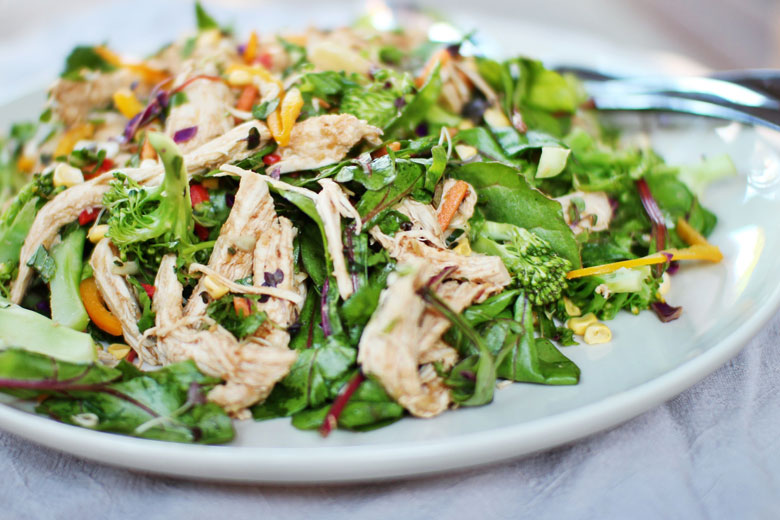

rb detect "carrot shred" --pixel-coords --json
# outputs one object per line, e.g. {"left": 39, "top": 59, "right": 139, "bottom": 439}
{"left": 566, "top": 244, "right": 723, "bottom": 279}
{"left": 233, "top": 297, "right": 252, "bottom": 318}
{"left": 235, "top": 84, "right": 259, "bottom": 124}
{"left": 437, "top": 180, "right": 470, "bottom": 231}
{"left": 79, "top": 278, "right": 123, "bottom": 336}
{"left": 416, "top": 48, "right": 449, "bottom": 88}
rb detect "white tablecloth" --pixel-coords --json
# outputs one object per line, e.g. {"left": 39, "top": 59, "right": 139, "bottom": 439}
{"left": 3, "top": 309, "right": 779, "bottom": 519}
{"left": 2, "top": 1, "right": 779, "bottom": 517}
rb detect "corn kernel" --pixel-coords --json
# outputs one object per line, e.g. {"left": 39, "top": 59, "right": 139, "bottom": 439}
{"left": 658, "top": 272, "right": 671, "bottom": 297}
{"left": 107, "top": 343, "right": 132, "bottom": 360}
{"left": 203, "top": 275, "right": 229, "bottom": 299}
{"left": 455, "top": 144, "right": 478, "bottom": 161}
{"left": 563, "top": 296, "right": 581, "bottom": 317}
{"left": 457, "top": 120, "right": 475, "bottom": 130}
{"left": 567, "top": 312, "right": 598, "bottom": 335}
{"left": 88, "top": 224, "right": 109, "bottom": 244}
{"left": 227, "top": 68, "right": 253, "bottom": 86}
{"left": 53, "top": 163, "right": 84, "bottom": 188}
{"left": 452, "top": 238, "right": 472, "bottom": 256}
{"left": 112, "top": 88, "right": 143, "bottom": 119}
{"left": 483, "top": 106, "right": 511, "bottom": 127}
{"left": 584, "top": 323, "right": 612, "bottom": 344}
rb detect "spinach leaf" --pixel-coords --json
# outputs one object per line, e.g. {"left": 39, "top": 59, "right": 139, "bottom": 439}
{"left": 494, "top": 295, "right": 579, "bottom": 384}
{"left": 384, "top": 65, "right": 442, "bottom": 137}
{"left": 452, "top": 162, "right": 581, "bottom": 267}
{"left": 356, "top": 160, "right": 427, "bottom": 228}
{"left": 206, "top": 293, "right": 267, "bottom": 340}
{"left": 290, "top": 376, "right": 403, "bottom": 431}
{"left": 0, "top": 349, "right": 234, "bottom": 444}
{"left": 195, "top": 1, "right": 219, "bottom": 31}
{"left": 252, "top": 336, "right": 356, "bottom": 420}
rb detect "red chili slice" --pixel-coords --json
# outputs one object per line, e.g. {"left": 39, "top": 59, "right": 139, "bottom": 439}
{"left": 140, "top": 283, "right": 155, "bottom": 300}
{"left": 194, "top": 224, "right": 210, "bottom": 241}
{"left": 263, "top": 152, "right": 281, "bottom": 166}
{"left": 78, "top": 207, "right": 100, "bottom": 226}
{"left": 189, "top": 183, "right": 210, "bottom": 207}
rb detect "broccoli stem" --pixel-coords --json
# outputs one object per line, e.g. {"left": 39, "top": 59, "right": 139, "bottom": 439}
{"left": 0, "top": 300, "right": 96, "bottom": 363}
{"left": 147, "top": 132, "right": 193, "bottom": 244}
{"left": 50, "top": 227, "right": 89, "bottom": 331}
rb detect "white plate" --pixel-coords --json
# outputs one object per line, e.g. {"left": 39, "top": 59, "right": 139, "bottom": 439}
{"left": 2, "top": 7, "right": 780, "bottom": 483}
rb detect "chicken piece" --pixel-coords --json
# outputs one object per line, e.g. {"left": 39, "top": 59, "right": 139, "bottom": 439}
{"left": 252, "top": 216, "right": 306, "bottom": 335}
{"left": 153, "top": 254, "right": 297, "bottom": 416}
{"left": 316, "top": 179, "right": 362, "bottom": 300}
{"left": 436, "top": 179, "right": 477, "bottom": 239}
{"left": 358, "top": 262, "right": 451, "bottom": 418}
{"left": 90, "top": 239, "right": 159, "bottom": 364}
{"left": 148, "top": 29, "right": 239, "bottom": 79}
{"left": 165, "top": 67, "right": 236, "bottom": 152}
{"left": 418, "top": 340, "right": 459, "bottom": 369}
{"left": 11, "top": 181, "right": 110, "bottom": 303}
{"left": 50, "top": 69, "right": 141, "bottom": 127}
{"left": 185, "top": 172, "right": 277, "bottom": 317}
{"left": 11, "top": 121, "right": 271, "bottom": 304}
{"left": 371, "top": 230, "right": 511, "bottom": 288}
{"left": 137, "top": 120, "right": 271, "bottom": 185}
{"left": 274, "top": 114, "right": 382, "bottom": 174}
{"left": 555, "top": 191, "right": 613, "bottom": 234}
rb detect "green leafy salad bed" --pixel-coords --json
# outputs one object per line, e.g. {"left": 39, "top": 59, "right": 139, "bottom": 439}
{"left": 0, "top": 4, "right": 733, "bottom": 443}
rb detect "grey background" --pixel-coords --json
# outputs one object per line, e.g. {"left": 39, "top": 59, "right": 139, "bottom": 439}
{"left": 1, "top": 0, "right": 779, "bottom": 518}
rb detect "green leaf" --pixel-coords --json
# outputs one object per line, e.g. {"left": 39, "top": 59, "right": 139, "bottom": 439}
{"left": 127, "top": 277, "right": 156, "bottom": 333}
{"left": 356, "top": 160, "right": 426, "bottom": 229}
{"left": 26, "top": 244, "right": 55, "bottom": 283}
{"left": 49, "top": 227, "right": 88, "bottom": 331}
{"left": 206, "top": 293, "right": 267, "bottom": 340}
{"left": 290, "top": 376, "right": 403, "bottom": 431}
{"left": 384, "top": 65, "right": 442, "bottom": 137}
{"left": 251, "top": 98, "right": 280, "bottom": 119}
{"left": 194, "top": 1, "right": 219, "bottom": 31}
{"left": 451, "top": 161, "right": 581, "bottom": 267}
{"left": 494, "top": 295, "right": 579, "bottom": 384}
{"left": 61, "top": 46, "right": 116, "bottom": 80}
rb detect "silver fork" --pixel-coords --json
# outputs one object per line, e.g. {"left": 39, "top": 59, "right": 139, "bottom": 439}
{"left": 556, "top": 66, "right": 780, "bottom": 131}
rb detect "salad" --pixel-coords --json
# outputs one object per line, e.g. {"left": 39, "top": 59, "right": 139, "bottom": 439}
{"left": 0, "top": 4, "right": 730, "bottom": 444}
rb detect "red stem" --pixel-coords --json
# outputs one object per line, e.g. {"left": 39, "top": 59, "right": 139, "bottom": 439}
{"left": 319, "top": 372, "right": 366, "bottom": 437}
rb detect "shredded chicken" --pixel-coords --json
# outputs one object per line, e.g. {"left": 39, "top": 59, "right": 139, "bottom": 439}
{"left": 11, "top": 121, "right": 270, "bottom": 304}
{"left": 152, "top": 254, "right": 297, "bottom": 417}
{"left": 185, "top": 172, "right": 277, "bottom": 317}
{"left": 50, "top": 69, "right": 143, "bottom": 127}
{"left": 274, "top": 114, "right": 382, "bottom": 174}
{"left": 316, "top": 179, "right": 362, "bottom": 299}
{"left": 11, "top": 181, "right": 110, "bottom": 303}
{"left": 90, "top": 239, "right": 159, "bottom": 364}
{"left": 165, "top": 66, "right": 236, "bottom": 152}
{"left": 555, "top": 191, "right": 613, "bottom": 234}
{"left": 358, "top": 262, "right": 451, "bottom": 418}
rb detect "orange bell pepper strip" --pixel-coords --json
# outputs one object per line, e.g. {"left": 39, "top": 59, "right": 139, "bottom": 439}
{"left": 244, "top": 31, "right": 259, "bottom": 64}
{"left": 94, "top": 46, "right": 168, "bottom": 84}
{"left": 268, "top": 88, "right": 303, "bottom": 147}
{"left": 416, "top": 48, "right": 450, "bottom": 88}
{"left": 233, "top": 297, "right": 252, "bottom": 318}
{"left": 54, "top": 123, "right": 95, "bottom": 158}
{"left": 79, "top": 277, "right": 123, "bottom": 336}
{"left": 437, "top": 180, "right": 470, "bottom": 231}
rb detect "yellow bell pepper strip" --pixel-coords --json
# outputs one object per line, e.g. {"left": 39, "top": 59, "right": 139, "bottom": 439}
{"left": 676, "top": 217, "right": 709, "bottom": 246}
{"left": 54, "top": 123, "right": 95, "bottom": 158}
{"left": 244, "top": 30, "right": 259, "bottom": 64}
{"left": 79, "top": 277, "right": 123, "bottom": 336}
{"left": 16, "top": 156, "right": 35, "bottom": 173}
{"left": 112, "top": 88, "right": 144, "bottom": 119}
{"left": 269, "top": 87, "right": 303, "bottom": 147}
{"left": 94, "top": 46, "right": 168, "bottom": 84}
{"left": 566, "top": 244, "right": 723, "bottom": 280}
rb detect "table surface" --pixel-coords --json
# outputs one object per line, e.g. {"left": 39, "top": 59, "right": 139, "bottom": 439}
{"left": 1, "top": 1, "right": 779, "bottom": 517}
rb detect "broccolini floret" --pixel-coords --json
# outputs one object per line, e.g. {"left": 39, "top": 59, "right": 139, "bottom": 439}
{"left": 471, "top": 221, "right": 572, "bottom": 306}
{"left": 104, "top": 133, "right": 197, "bottom": 271}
